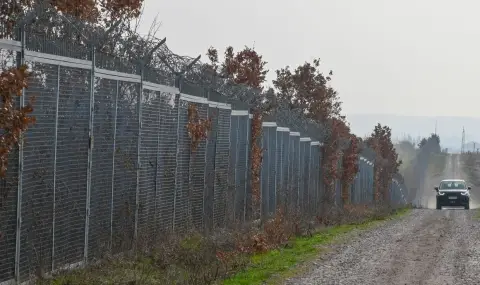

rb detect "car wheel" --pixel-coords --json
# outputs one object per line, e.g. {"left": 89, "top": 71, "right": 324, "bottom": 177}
{"left": 465, "top": 203, "right": 470, "bottom": 210}
{"left": 436, "top": 202, "right": 442, "bottom": 210}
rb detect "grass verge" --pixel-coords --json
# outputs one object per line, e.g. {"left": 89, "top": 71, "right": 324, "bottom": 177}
{"left": 474, "top": 209, "right": 480, "bottom": 220}
{"left": 222, "top": 207, "right": 411, "bottom": 285}
{"left": 36, "top": 207, "right": 411, "bottom": 285}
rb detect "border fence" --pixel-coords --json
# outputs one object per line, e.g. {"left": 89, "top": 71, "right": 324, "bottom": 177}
{"left": 0, "top": 26, "right": 408, "bottom": 284}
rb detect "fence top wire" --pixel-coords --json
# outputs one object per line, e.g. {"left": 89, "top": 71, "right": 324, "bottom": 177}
{"left": 7, "top": 5, "right": 407, "bottom": 179}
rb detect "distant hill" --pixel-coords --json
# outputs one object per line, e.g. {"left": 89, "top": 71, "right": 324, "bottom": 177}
{"left": 346, "top": 113, "right": 480, "bottom": 153}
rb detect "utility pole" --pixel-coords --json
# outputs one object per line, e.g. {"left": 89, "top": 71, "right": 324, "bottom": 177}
{"left": 461, "top": 127, "right": 466, "bottom": 154}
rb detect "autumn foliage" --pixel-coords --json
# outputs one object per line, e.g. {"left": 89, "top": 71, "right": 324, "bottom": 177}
{"left": 366, "top": 124, "right": 402, "bottom": 202}
{"left": 1, "top": 0, "right": 144, "bottom": 37}
{"left": 250, "top": 112, "right": 263, "bottom": 219}
{"left": 206, "top": 43, "right": 402, "bottom": 210}
{"left": 0, "top": 65, "right": 35, "bottom": 178}
{"left": 341, "top": 135, "right": 360, "bottom": 203}
{"left": 206, "top": 46, "right": 268, "bottom": 90}
{"left": 273, "top": 58, "right": 342, "bottom": 122}
{"left": 186, "top": 103, "right": 211, "bottom": 152}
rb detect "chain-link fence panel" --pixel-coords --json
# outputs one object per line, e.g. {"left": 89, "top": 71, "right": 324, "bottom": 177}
{"left": 227, "top": 115, "right": 238, "bottom": 227}
{"left": 138, "top": 89, "right": 161, "bottom": 244}
{"left": 111, "top": 82, "right": 139, "bottom": 253}
{"left": 309, "top": 144, "right": 319, "bottom": 216}
{"left": 317, "top": 146, "right": 325, "bottom": 214}
{"left": 279, "top": 130, "right": 290, "bottom": 212}
{"left": 213, "top": 107, "right": 231, "bottom": 228}
{"left": 53, "top": 66, "right": 90, "bottom": 269}
{"left": 235, "top": 114, "right": 249, "bottom": 223}
{"left": 289, "top": 133, "right": 301, "bottom": 212}
{"left": 19, "top": 62, "right": 57, "bottom": 280}
{"left": 260, "top": 125, "right": 270, "bottom": 219}
{"left": 267, "top": 127, "right": 277, "bottom": 215}
{"left": 156, "top": 93, "right": 178, "bottom": 234}
{"left": 245, "top": 115, "right": 252, "bottom": 222}
{"left": 368, "top": 164, "right": 374, "bottom": 203}
{"left": 361, "top": 160, "right": 368, "bottom": 203}
{"left": 204, "top": 105, "right": 217, "bottom": 232}
{"left": 88, "top": 77, "right": 116, "bottom": 261}
{"left": 275, "top": 128, "right": 287, "bottom": 211}
{"left": 190, "top": 102, "right": 208, "bottom": 231}
{"left": 0, "top": 151, "right": 18, "bottom": 283}
{"left": 174, "top": 98, "right": 192, "bottom": 234}
{"left": 335, "top": 157, "right": 343, "bottom": 207}
{"left": 298, "top": 139, "right": 307, "bottom": 213}
{"left": 303, "top": 140, "right": 312, "bottom": 215}
{"left": 275, "top": 129, "right": 282, "bottom": 210}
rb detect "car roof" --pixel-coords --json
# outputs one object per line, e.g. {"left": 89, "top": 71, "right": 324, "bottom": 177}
{"left": 440, "top": 179, "right": 466, "bottom": 182}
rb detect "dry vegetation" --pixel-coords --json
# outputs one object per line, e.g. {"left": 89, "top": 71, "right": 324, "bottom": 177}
{"left": 36, "top": 204, "right": 407, "bottom": 285}
{"left": 462, "top": 152, "right": 480, "bottom": 186}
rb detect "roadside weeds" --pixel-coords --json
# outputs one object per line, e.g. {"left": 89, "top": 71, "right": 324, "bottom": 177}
{"left": 223, "top": 207, "right": 411, "bottom": 285}
{"left": 36, "top": 206, "right": 411, "bottom": 285}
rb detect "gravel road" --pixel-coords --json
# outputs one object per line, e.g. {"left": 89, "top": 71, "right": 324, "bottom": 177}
{"left": 286, "top": 154, "right": 480, "bottom": 285}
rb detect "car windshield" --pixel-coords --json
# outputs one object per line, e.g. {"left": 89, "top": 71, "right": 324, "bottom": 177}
{"left": 439, "top": 181, "right": 466, "bottom": 190}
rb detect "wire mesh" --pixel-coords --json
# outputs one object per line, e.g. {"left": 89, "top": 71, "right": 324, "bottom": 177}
{"left": 267, "top": 127, "right": 277, "bottom": 215}
{"left": 244, "top": 115, "right": 253, "bottom": 222}
{"left": 280, "top": 131, "right": 290, "bottom": 211}
{"left": 156, "top": 93, "right": 178, "bottom": 234}
{"left": 204, "top": 106, "right": 217, "bottom": 231}
{"left": 111, "top": 82, "right": 139, "bottom": 253}
{"left": 0, "top": 151, "right": 18, "bottom": 283}
{"left": 304, "top": 141, "right": 311, "bottom": 215}
{"left": 137, "top": 89, "right": 161, "bottom": 244}
{"left": 19, "top": 62, "right": 57, "bottom": 280}
{"left": 188, "top": 103, "right": 208, "bottom": 231}
{"left": 309, "top": 145, "right": 318, "bottom": 215}
{"left": 260, "top": 127, "right": 269, "bottom": 219}
{"left": 335, "top": 158, "right": 343, "bottom": 207}
{"left": 235, "top": 115, "right": 249, "bottom": 223}
{"left": 53, "top": 66, "right": 90, "bottom": 269}
{"left": 275, "top": 129, "right": 284, "bottom": 210}
{"left": 227, "top": 115, "right": 238, "bottom": 226}
{"left": 173, "top": 99, "right": 190, "bottom": 233}
{"left": 213, "top": 108, "right": 231, "bottom": 227}
{"left": 88, "top": 77, "right": 116, "bottom": 260}
{"left": 298, "top": 140, "right": 306, "bottom": 213}
{"left": 290, "top": 135, "right": 300, "bottom": 212}
{"left": 0, "top": 44, "right": 21, "bottom": 283}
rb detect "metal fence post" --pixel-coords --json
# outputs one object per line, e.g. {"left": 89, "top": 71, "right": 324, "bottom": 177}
{"left": 172, "top": 75, "right": 182, "bottom": 232}
{"left": 134, "top": 63, "right": 144, "bottom": 246}
{"left": 51, "top": 64, "right": 60, "bottom": 271}
{"left": 14, "top": 25, "right": 25, "bottom": 284}
{"left": 243, "top": 114, "right": 250, "bottom": 222}
{"left": 109, "top": 81, "right": 119, "bottom": 250}
{"left": 307, "top": 142, "right": 311, "bottom": 214}
{"left": 84, "top": 45, "right": 95, "bottom": 262}
{"left": 233, "top": 113, "right": 240, "bottom": 221}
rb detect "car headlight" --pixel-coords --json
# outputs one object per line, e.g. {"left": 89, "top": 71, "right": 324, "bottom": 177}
{"left": 437, "top": 191, "right": 445, "bottom": 195}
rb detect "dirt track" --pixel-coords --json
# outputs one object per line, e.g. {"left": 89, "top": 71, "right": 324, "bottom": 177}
{"left": 286, "top": 154, "right": 480, "bottom": 285}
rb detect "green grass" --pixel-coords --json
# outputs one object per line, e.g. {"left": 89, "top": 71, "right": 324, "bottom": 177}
{"left": 474, "top": 209, "right": 480, "bottom": 220}
{"left": 222, "top": 207, "right": 411, "bottom": 285}
{"left": 39, "top": 208, "right": 411, "bottom": 285}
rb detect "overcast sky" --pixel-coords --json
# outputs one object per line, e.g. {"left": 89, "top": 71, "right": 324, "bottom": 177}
{"left": 136, "top": 0, "right": 480, "bottom": 118}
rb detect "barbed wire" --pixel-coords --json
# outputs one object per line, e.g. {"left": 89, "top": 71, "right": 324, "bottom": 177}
{"left": 7, "top": 3, "right": 371, "bottom": 148}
